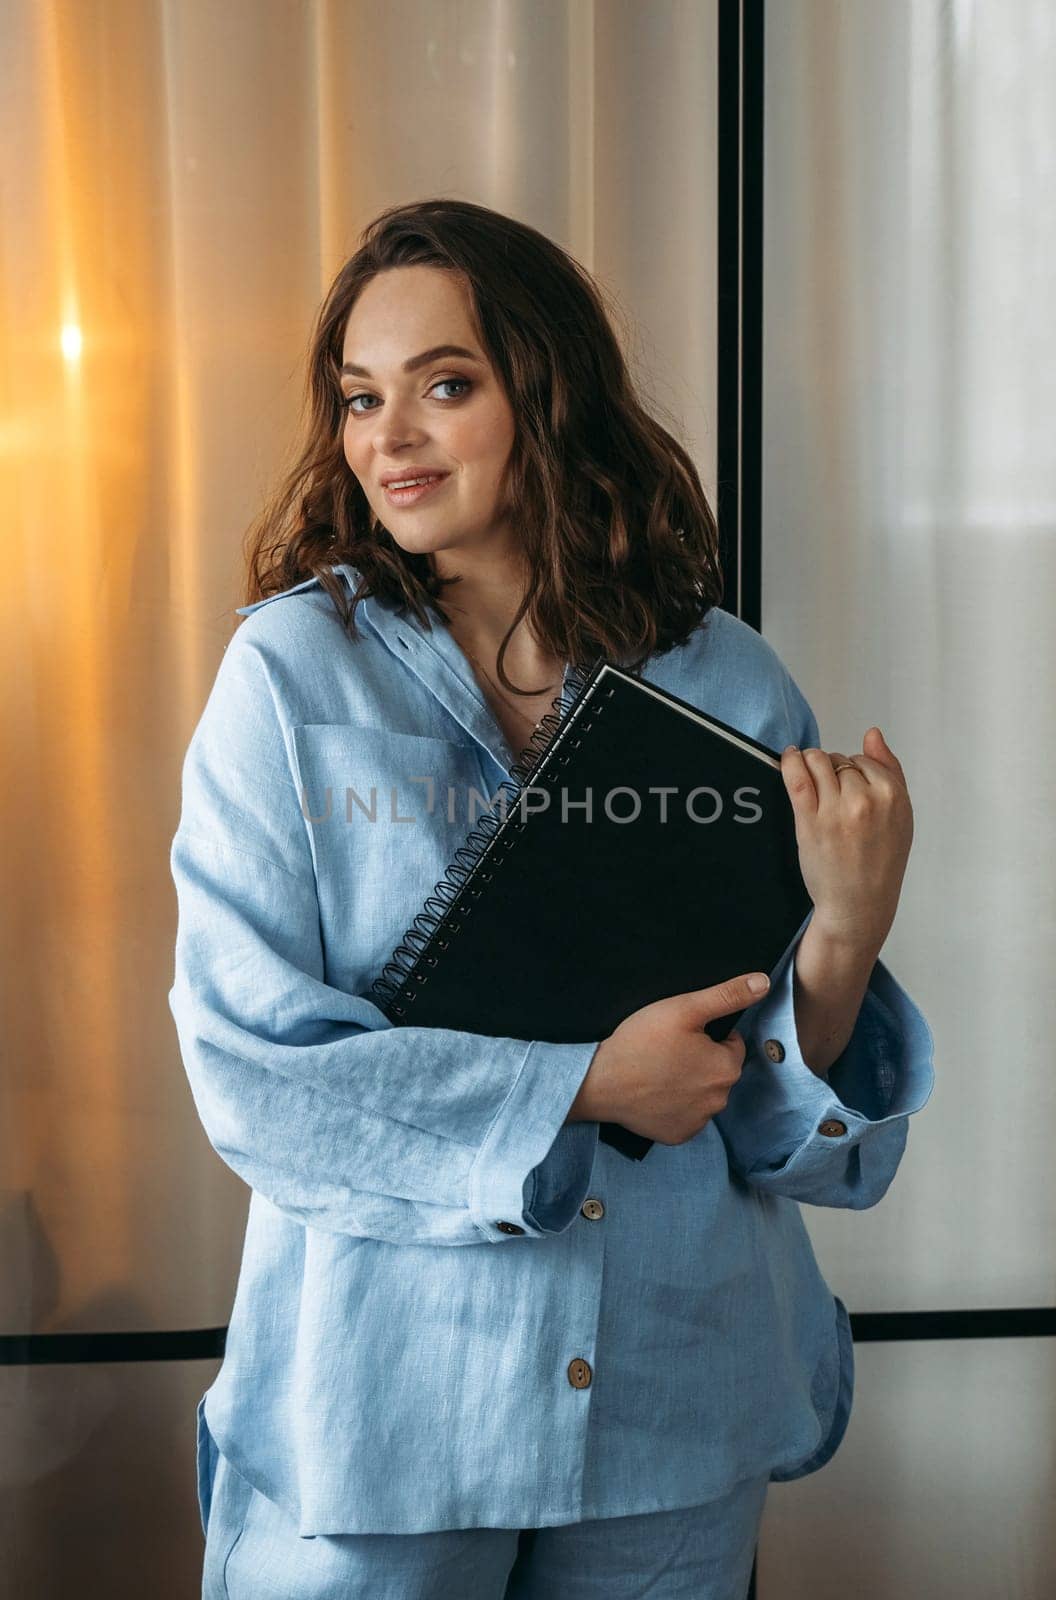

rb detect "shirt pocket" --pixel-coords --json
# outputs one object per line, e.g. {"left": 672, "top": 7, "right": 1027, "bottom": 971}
{"left": 289, "top": 723, "right": 495, "bottom": 992}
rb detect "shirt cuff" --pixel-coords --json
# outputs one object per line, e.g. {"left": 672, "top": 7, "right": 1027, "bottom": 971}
{"left": 721, "top": 932, "right": 935, "bottom": 1177}
{"left": 467, "top": 1039, "right": 600, "bottom": 1240}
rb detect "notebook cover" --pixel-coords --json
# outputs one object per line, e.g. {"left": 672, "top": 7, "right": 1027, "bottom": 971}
{"left": 371, "top": 654, "right": 813, "bottom": 1162}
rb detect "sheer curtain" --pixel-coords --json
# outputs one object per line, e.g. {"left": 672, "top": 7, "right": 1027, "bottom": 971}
{"left": 0, "top": 2, "right": 720, "bottom": 1591}
{"left": 759, "top": 3, "right": 1055, "bottom": 1596}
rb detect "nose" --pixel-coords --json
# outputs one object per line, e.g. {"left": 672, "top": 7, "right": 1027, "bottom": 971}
{"left": 370, "top": 402, "right": 427, "bottom": 456}
{"left": 373, "top": 436, "right": 422, "bottom": 459}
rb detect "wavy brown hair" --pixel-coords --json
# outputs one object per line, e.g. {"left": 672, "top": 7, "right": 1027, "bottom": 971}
{"left": 242, "top": 196, "right": 723, "bottom": 694}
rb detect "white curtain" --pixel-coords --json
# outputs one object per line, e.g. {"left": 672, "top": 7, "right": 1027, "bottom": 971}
{"left": 760, "top": 3, "right": 1055, "bottom": 1595}
{"left": 0, "top": 2, "right": 720, "bottom": 1591}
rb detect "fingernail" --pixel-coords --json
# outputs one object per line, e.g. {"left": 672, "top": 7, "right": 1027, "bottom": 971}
{"left": 747, "top": 973, "right": 770, "bottom": 993}
{"left": 783, "top": 744, "right": 797, "bottom": 755}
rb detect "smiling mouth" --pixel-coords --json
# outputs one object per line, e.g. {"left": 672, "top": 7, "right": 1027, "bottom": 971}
{"left": 383, "top": 474, "right": 450, "bottom": 505}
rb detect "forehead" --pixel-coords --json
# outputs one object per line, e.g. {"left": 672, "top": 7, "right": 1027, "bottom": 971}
{"left": 341, "top": 266, "right": 477, "bottom": 362}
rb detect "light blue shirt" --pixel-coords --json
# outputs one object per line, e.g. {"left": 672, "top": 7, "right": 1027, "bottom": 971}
{"left": 169, "top": 562, "right": 935, "bottom": 1537}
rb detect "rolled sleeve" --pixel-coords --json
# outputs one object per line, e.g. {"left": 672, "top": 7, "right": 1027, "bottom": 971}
{"left": 468, "top": 1039, "right": 602, "bottom": 1240}
{"left": 715, "top": 930, "right": 935, "bottom": 1208}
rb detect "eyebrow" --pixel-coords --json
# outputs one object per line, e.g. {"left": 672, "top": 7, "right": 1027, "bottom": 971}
{"left": 340, "top": 344, "right": 483, "bottom": 379}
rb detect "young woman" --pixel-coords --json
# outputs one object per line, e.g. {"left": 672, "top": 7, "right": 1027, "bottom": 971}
{"left": 170, "top": 197, "right": 934, "bottom": 1599}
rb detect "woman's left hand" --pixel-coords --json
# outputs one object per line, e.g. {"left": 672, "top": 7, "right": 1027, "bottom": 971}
{"left": 780, "top": 727, "right": 914, "bottom": 951}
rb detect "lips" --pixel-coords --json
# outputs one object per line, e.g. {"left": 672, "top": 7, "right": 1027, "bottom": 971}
{"left": 382, "top": 473, "right": 451, "bottom": 507}
{"left": 379, "top": 471, "right": 449, "bottom": 488}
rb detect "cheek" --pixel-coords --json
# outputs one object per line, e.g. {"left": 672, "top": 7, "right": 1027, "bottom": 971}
{"left": 343, "top": 422, "right": 373, "bottom": 481}
{"left": 449, "top": 399, "right": 515, "bottom": 467}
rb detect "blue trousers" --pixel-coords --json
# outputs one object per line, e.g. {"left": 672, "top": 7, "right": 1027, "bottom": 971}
{"left": 201, "top": 1448, "right": 767, "bottom": 1599}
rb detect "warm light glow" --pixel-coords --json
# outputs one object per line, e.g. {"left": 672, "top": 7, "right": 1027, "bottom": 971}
{"left": 60, "top": 323, "right": 83, "bottom": 362}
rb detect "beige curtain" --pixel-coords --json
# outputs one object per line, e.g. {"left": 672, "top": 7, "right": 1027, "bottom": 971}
{"left": 1, "top": 2, "right": 718, "bottom": 1591}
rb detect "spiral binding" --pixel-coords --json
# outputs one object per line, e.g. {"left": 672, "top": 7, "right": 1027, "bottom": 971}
{"left": 369, "top": 651, "right": 611, "bottom": 1019}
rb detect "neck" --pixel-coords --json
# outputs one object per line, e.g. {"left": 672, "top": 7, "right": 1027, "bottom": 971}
{"left": 430, "top": 546, "right": 527, "bottom": 643}
{"left": 429, "top": 548, "right": 559, "bottom": 683}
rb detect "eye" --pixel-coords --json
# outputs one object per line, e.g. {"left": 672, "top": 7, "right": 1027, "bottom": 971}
{"left": 340, "top": 392, "right": 376, "bottom": 414}
{"left": 340, "top": 376, "right": 474, "bottom": 414}
{"left": 431, "top": 377, "right": 472, "bottom": 402}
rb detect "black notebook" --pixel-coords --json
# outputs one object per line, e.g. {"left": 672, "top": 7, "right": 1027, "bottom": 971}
{"left": 370, "top": 654, "right": 813, "bottom": 1162}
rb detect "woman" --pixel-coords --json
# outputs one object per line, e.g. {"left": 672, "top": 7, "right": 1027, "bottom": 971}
{"left": 170, "top": 198, "right": 935, "bottom": 1599}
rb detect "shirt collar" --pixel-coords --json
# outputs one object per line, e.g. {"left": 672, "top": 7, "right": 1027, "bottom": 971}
{"left": 237, "top": 563, "right": 574, "bottom": 775}
{"left": 340, "top": 564, "right": 576, "bottom": 776}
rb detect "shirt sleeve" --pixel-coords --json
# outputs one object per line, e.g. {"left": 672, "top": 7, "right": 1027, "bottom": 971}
{"left": 712, "top": 664, "right": 936, "bottom": 1209}
{"left": 168, "top": 621, "right": 600, "bottom": 1247}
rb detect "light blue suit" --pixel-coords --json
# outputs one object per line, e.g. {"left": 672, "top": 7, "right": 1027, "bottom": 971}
{"left": 169, "top": 563, "right": 934, "bottom": 1551}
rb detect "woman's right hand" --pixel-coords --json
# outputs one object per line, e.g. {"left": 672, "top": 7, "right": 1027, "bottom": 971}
{"left": 567, "top": 971, "right": 772, "bottom": 1146}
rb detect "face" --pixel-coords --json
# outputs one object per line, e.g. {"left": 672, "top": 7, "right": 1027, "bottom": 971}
{"left": 340, "top": 266, "right": 519, "bottom": 572}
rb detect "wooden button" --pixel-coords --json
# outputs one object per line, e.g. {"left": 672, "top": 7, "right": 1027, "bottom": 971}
{"left": 567, "top": 1358, "right": 592, "bottom": 1388}
{"left": 580, "top": 1198, "right": 605, "bottom": 1220}
{"left": 818, "top": 1119, "right": 847, "bottom": 1138}
{"left": 764, "top": 1039, "right": 786, "bottom": 1063}
{"left": 496, "top": 1221, "right": 525, "bottom": 1234}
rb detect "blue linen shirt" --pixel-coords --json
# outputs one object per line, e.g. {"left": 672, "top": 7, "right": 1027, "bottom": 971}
{"left": 169, "top": 561, "right": 935, "bottom": 1537}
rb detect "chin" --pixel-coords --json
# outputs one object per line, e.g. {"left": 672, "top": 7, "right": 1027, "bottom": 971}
{"left": 380, "top": 528, "right": 459, "bottom": 560}
{"left": 384, "top": 519, "right": 478, "bottom": 550}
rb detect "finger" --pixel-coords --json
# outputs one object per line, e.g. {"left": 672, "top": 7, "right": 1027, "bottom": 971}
{"left": 680, "top": 971, "right": 771, "bottom": 1027}
{"left": 828, "top": 751, "right": 868, "bottom": 784}
{"left": 780, "top": 745, "right": 819, "bottom": 815}
{"left": 722, "top": 1030, "right": 748, "bottom": 1067}
{"left": 863, "top": 728, "right": 907, "bottom": 785}
{"left": 843, "top": 751, "right": 902, "bottom": 792}
{"left": 800, "top": 746, "right": 841, "bottom": 804}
